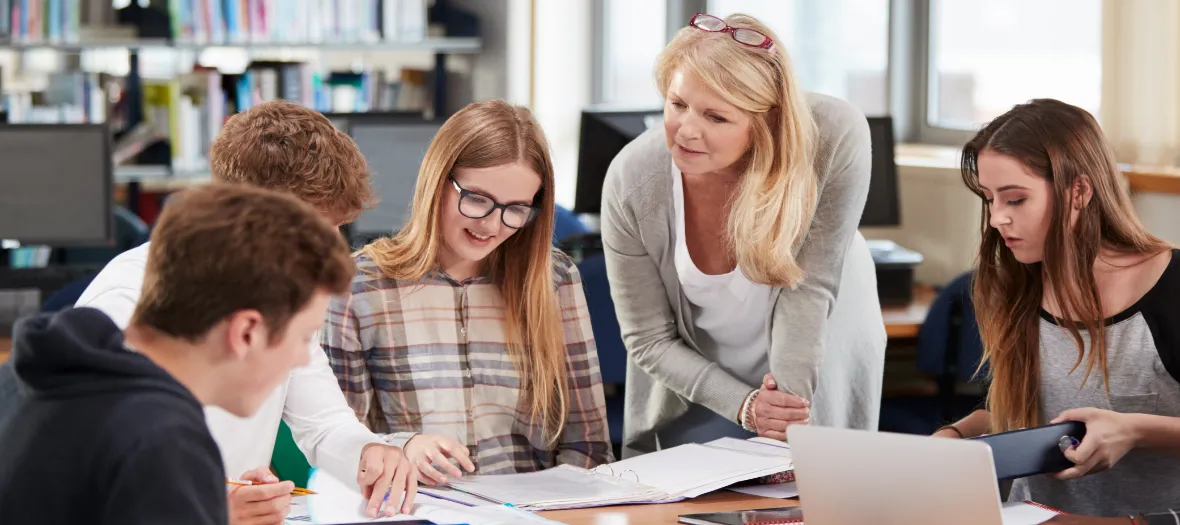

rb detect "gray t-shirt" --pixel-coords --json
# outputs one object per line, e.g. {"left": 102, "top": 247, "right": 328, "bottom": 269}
{"left": 1009, "top": 249, "right": 1180, "bottom": 516}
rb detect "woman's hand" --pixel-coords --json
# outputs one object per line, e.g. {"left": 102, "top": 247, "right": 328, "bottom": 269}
{"left": 1051, "top": 408, "right": 1138, "bottom": 480}
{"left": 357, "top": 443, "right": 418, "bottom": 517}
{"left": 753, "top": 373, "right": 810, "bottom": 441}
{"left": 402, "top": 434, "right": 477, "bottom": 486}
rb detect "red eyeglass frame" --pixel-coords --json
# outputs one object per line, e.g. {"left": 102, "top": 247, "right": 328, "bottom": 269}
{"left": 688, "top": 13, "right": 775, "bottom": 50}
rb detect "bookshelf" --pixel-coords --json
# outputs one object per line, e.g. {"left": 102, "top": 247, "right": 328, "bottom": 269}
{"left": 0, "top": 0, "right": 488, "bottom": 216}
{"left": 2, "top": 37, "right": 482, "bottom": 53}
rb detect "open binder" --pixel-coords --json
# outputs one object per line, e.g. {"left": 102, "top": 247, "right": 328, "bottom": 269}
{"left": 434, "top": 441, "right": 794, "bottom": 511}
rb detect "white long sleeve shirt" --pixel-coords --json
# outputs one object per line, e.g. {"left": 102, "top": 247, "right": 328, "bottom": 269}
{"left": 75, "top": 243, "right": 381, "bottom": 483}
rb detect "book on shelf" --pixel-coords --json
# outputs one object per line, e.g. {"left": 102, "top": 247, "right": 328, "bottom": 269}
{"left": 1, "top": 0, "right": 430, "bottom": 45}
{"left": 168, "top": 0, "right": 428, "bottom": 44}
{"left": 2, "top": 0, "right": 82, "bottom": 43}
{"left": 152, "top": 61, "right": 427, "bottom": 171}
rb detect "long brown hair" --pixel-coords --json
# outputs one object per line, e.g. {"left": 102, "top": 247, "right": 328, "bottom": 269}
{"left": 961, "top": 98, "right": 1169, "bottom": 432}
{"left": 655, "top": 13, "right": 817, "bottom": 286}
{"left": 362, "top": 100, "right": 568, "bottom": 442}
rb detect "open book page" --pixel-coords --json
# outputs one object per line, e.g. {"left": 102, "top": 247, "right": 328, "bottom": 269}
{"left": 285, "top": 470, "right": 562, "bottom": 525}
{"left": 445, "top": 464, "right": 658, "bottom": 509}
{"left": 704, "top": 437, "right": 793, "bottom": 459}
{"left": 608, "top": 443, "right": 791, "bottom": 497}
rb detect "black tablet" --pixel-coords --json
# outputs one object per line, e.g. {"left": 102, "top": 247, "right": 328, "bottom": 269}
{"left": 970, "top": 421, "right": 1087, "bottom": 480}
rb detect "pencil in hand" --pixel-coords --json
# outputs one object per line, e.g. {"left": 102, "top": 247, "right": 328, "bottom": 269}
{"left": 226, "top": 477, "right": 317, "bottom": 496}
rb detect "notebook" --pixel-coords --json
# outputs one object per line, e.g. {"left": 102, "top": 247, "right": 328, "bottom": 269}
{"left": 679, "top": 506, "right": 804, "bottom": 525}
{"left": 434, "top": 442, "right": 793, "bottom": 511}
{"left": 677, "top": 502, "right": 1061, "bottom": 525}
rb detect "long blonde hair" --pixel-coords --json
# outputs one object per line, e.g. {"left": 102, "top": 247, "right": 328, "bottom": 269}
{"left": 655, "top": 13, "right": 818, "bottom": 286}
{"left": 362, "top": 100, "right": 568, "bottom": 442}
{"left": 961, "top": 99, "right": 1170, "bottom": 432}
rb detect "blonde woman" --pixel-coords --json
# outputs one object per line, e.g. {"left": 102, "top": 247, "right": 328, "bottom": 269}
{"left": 603, "top": 13, "right": 886, "bottom": 456}
{"left": 323, "top": 100, "right": 612, "bottom": 481}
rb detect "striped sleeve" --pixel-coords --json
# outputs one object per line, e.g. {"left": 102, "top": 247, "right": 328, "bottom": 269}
{"left": 322, "top": 266, "right": 374, "bottom": 425}
{"left": 553, "top": 254, "right": 615, "bottom": 467}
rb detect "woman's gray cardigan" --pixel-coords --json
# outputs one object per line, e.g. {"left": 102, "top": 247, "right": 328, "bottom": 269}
{"left": 600, "top": 92, "right": 888, "bottom": 457}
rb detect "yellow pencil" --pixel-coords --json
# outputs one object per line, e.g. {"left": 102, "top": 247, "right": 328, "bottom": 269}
{"left": 226, "top": 478, "right": 317, "bottom": 496}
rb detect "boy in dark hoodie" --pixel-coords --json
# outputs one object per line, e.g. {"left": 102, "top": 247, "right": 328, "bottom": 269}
{"left": 0, "top": 183, "right": 355, "bottom": 525}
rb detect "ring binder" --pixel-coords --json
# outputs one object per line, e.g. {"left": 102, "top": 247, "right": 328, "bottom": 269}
{"left": 440, "top": 442, "right": 793, "bottom": 511}
{"left": 591, "top": 464, "right": 641, "bottom": 483}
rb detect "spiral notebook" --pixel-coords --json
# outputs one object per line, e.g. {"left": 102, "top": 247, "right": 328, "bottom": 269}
{"left": 436, "top": 443, "right": 793, "bottom": 511}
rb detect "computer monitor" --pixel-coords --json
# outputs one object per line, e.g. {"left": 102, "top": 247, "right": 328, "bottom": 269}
{"left": 571, "top": 110, "right": 900, "bottom": 227}
{"left": 574, "top": 108, "right": 664, "bottom": 215}
{"left": 0, "top": 124, "right": 113, "bottom": 246}
{"left": 862, "top": 116, "right": 901, "bottom": 227}
{"left": 344, "top": 113, "right": 444, "bottom": 245}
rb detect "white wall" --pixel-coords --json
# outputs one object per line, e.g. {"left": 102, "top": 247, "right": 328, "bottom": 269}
{"left": 1132, "top": 192, "right": 1180, "bottom": 246}
{"left": 860, "top": 162, "right": 982, "bottom": 286}
{"left": 867, "top": 152, "right": 1180, "bottom": 287}
{"left": 531, "top": 0, "right": 594, "bottom": 208}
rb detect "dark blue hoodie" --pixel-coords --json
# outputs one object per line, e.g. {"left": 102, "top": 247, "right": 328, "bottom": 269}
{"left": 0, "top": 308, "right": 226, "bottom": 525}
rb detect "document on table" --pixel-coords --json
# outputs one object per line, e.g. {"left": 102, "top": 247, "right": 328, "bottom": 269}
{"left": 283, "top": 469, "right": 563, "bottom": 525}
{"left": 443, "top": 442, "right": 793, "bottom": 510}
{"left": 727, "top": 481, "right": 799, "bottom": 499}
{"left": 703, "top": 436, "right": 793, "bottom": 459}
{"left": 284, "top": 468, "right": 414, "bottom": 524}
{"left": 1000, "top": 501, "right": 1062, "bottom": 525}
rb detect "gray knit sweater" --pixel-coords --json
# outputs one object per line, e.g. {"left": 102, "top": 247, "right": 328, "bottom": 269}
{"left": 600, "top": 92, "right": 888, "bottom": 457}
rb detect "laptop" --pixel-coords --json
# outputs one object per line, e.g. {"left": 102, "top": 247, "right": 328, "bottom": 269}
{"left": 787, "top": 426, "right": 1061, "bottom": 525}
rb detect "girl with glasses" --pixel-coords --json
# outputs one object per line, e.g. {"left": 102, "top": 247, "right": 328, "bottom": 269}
{"left": 323, "top": 100, "right": 612, "bottom": 481}
{"left": 602, "top": 12, "right": 886, "bottom": 456}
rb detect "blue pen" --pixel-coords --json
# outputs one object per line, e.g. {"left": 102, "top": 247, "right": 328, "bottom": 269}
{"left": 376, "top": 489, "right": 393, "bottom": 517}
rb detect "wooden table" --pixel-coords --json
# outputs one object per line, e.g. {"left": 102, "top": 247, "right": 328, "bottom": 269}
{"left": 539, "top": 492, "right": 793, "bottom": 525}
{"left": 0, "top": 337, "right": 9, "bottom": 364}
{"left": 881, "top": 284, "right": 934, "bottom": 339}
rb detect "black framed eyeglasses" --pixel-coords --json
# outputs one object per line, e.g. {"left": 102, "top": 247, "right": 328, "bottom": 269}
{"left": 449, "top": 176, "right": 539, "bottom": 229}
{"left": 689, "top": 13, "right": 774, "bottom": 50}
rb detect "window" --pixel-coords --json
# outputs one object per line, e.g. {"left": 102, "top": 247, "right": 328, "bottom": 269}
{"left": 927, "top": 0, "right": 1102, "bottom": 131}
{"left": 707, "top": 0, "right": 891, "bottom": 116}
{"left": 594, "top": 0, "right": 1105, "bottom": 146}
{"left": 600, "top": 0, "right": 667, "bottom": 106}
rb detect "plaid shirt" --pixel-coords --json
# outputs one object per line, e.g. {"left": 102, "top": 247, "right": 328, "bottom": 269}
{"left": 322, "top": 250, "right": 613, "bottom": 474}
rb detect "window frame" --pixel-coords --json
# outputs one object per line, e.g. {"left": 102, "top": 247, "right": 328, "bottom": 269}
{"left": 595, "top": 0, "right": 1095, "bottom": 147}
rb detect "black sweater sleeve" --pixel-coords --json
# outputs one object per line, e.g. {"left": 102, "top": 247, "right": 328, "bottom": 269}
{"left": 103, "top": 421, "right": 227, "bottom": 525}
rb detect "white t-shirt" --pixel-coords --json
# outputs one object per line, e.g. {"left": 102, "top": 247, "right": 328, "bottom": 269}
{"left": 671, "top": 169, "right": 775, "bottom": 387}
{"left": 76, "top": 243, "right": 380, "bottom": 483}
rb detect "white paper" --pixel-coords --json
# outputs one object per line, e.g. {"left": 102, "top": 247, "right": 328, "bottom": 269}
{"left": 607, "top": 443, "right": 791, "bottom": 497}
{"left": 727, "top": 481, "right": 799, "bottom": 499}
{"left": 704, "top": 437, "right": 794, "bottom": 459}
{"left": 282, "top": 469, "right": 416, "bottom": 524}
{"left": 446, "top": 465, "right": 654, "bottom": 507}
{"left": 418, "top": 486, "right": 499, "bottom": 507}
{"left": 1000, "top": 501, "right": 1060, "bottom": 525}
